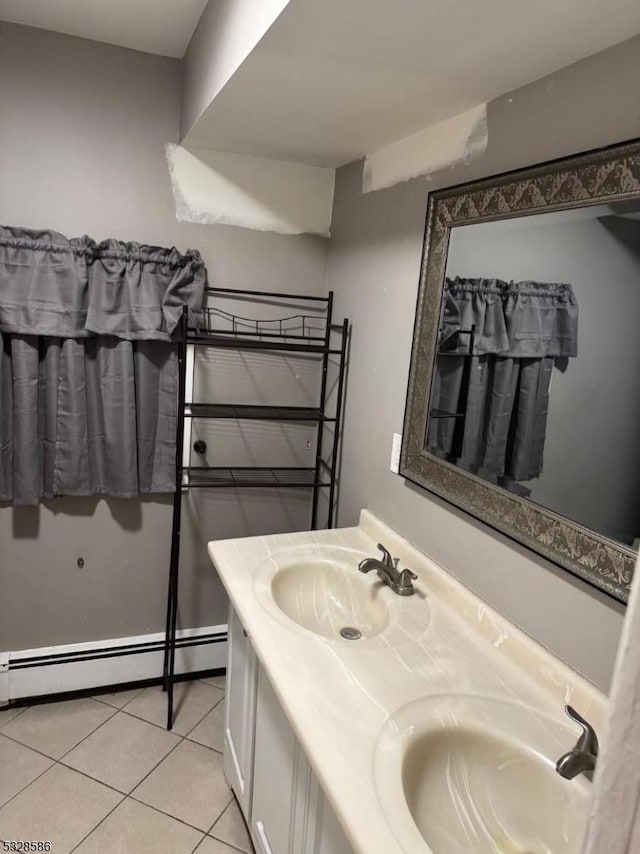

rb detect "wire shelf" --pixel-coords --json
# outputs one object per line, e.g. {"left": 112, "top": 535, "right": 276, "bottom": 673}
{"left": 195, "top": 305, "right": 327, "bottom": 344}
{"left": 185, "top": 403, "right": 332, "bottom": 422}
{"left": 183, "top": 466, "right": 330, "bottom": 488}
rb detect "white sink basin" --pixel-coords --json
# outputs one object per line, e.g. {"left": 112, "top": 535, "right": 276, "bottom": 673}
{"left": 374, "top": 694, "right": 591, "bottom": 854}
{"left": 253, "top": 544, "right": 429, "bottom": 646}
{"left": 270, "top": 557, "right": 390, "bottom": 639}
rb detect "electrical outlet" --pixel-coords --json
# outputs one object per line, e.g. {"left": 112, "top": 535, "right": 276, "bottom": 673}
{"left": 390, "top": 433, "right": 402, "bottom": 473}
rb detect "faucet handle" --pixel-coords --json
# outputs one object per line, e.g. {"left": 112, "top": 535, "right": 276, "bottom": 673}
{"left": 565, "top": 705, "right": 599, "bottom": 756}
{"left": 396, "top": 568, "right": 418, "bottom": 594}
{"left": 376, "top": 543, "right": 394, "bottom": 568}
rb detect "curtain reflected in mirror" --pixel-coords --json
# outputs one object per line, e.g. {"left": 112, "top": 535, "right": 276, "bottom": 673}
{"left": 426, "top": 203, "right": 640, "bottom": 550}
{"left": 428, "top": 277, "right": 578, "bottom": 495}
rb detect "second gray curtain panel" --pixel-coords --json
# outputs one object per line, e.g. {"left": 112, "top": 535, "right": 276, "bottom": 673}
{"left": 0, "top": 333, "right": 177, "bottom": 505}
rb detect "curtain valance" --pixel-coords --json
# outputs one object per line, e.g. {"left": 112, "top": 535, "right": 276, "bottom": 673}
{"left": 441, "top": 277, "right": 578, "bottom": 358}
{"left": 0, "top": 225, "right": 206, "bottom": 340}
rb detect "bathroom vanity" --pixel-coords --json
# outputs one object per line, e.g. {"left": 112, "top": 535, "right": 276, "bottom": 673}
{"left": 208, "top": 511, "right": 605, "bottom": 854}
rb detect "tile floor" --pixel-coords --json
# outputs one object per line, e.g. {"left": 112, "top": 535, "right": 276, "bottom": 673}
{"left": 0, "top": 675, "right": 255, "bottom": 854}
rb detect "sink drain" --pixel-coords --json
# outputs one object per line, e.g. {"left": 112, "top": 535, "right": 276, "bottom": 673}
{"left": 340, "top": 626, "right": 362, "bottom": 640}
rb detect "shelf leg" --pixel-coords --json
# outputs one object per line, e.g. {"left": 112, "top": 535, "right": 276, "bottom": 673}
{"left": 164, "top": 310, "right": 188, "bottom": 730}
{"left": 166, "top": 489, "right": 183, "bottom": 730}
{"left": 162, "top": 560, "right": 174, "bottom": 692}
{"left": 327, "top": 318, "right": 349, "bottom": 529}
{"left": 311, "top": 292, "right": 333, "bottom": 530}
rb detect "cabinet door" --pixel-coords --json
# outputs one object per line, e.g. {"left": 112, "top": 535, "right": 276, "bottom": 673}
{"left": 251, "top": 666, "right": 354, "bottom": 854}
{"left": 223, "top": 604, "right": 258, "bottom": 820}
{"left": 251, "top": 666, "right": 301, "bottom": 854}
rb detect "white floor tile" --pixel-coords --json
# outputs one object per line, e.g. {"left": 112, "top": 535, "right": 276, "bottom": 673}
{"left": 0, "top": 735, "right": 53, "bottom": 807}
{"left": 124, "top": 682, "right": 223, "bottom": 736}
{"left": 132, "top": 739, "right": 232, "bottom": 832}
{"left": 197, "top": 836, "right": 248, "bottom": 854}
{"left": 210, "top": 798, "right": 253, "bottom": 852}
{"left": 93, "top": 687, "right": 144, "bottom": 709}
{"left": 187, "top": 695, "right": 225, "bottom": 752}
{"left": 63, "top": 711, "right": 180, "bottom": 793}
{"left": 200, "top": 674, "right": 226, "bottom": 690}
{"left": 0, "top": 698, "right": 115, "bottom": 759}
{"left": 74, "top": 797, "right": 203, "bottom": 854}
{"left": 0, "top": 705, "right": 28, "bottom": 727}
{"left": 0, "top": 764, "right": 122, "bottom": 854}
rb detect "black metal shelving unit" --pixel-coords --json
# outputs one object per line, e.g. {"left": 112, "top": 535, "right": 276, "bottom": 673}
{"left": 163, "top": 287, "right": 349, "bottom": 729}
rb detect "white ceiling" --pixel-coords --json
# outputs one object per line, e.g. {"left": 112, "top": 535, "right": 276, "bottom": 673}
{"left": 184, "top": 0, "right": 640, "bottom": 166}
{"left": 0, "top": 0, "right": 208, "bottom": 58}
{"left": 2, "top": 0, "right": 640, "bottom": 170}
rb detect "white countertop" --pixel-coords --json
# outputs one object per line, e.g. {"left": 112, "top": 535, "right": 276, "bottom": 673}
{"left": 208, "top": 510, "right": 605, "bottom": 854}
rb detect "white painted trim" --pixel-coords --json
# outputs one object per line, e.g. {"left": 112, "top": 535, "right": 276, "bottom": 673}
{"left": 3, "top": 625, "right": 227, "bottom": 703}
{"left": 0, "top": 653, "right": 8, "bottom": 705}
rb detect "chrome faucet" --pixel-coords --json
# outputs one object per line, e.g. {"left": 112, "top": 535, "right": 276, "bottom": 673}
{"left": 555, "top": 705, "right": 599, "bottom": 782}
{"left": 358, "top": 543, "right": 417, "bottom": 596}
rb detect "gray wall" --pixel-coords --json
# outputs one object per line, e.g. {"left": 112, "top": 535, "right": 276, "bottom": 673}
{"left": 0, "top": 23, "right": 329, "bottom": 651}
{"left": 326, "top": 35, "right": 640, "bottom": 692}
{"left": 447, "top": 213, "right": 640, "bottom": 546}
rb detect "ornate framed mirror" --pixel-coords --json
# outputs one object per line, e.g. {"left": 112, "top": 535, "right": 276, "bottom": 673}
{"left": 401, "top": 138, "right": 640, "bottom": 603}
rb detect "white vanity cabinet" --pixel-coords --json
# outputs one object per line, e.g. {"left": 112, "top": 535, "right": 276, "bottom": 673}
{"left": 224, "top": 606, "right": 354, "bottom": 854}
{"left": 223, "top": 604, "right": 259, "bottom": 818}
{"left": 251, "top": 666, "right": 301, "bottom": 854}
{"left": 251, "top": 667, "right": 354, "bottom": 854}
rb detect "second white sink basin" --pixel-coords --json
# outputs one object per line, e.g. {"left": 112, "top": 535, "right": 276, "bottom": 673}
{"left": 253, "top": 544, "right": 429, "bottom": 646}
{"left": 374, "top": 694, "right": 591, "bottom": 854}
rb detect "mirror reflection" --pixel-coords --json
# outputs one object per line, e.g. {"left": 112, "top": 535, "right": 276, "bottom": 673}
{"left": 427, "top": 200, "right": 640, "bottom": 550}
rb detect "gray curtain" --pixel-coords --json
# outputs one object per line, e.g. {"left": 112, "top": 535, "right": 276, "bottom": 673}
{"left": 428, "top": 277, "right": 578, "bottom": 485}
{"left": 0, "top": 226, "right": 206, "bottom": 505}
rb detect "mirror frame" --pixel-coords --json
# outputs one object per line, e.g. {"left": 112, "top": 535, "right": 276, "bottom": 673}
{"left": 401, "top": 138, "right": 640, "bottom": 604}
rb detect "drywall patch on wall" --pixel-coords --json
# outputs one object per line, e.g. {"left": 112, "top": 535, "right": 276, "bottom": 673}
{"left": 165, "top": 144, "right": 335, "bottom": 236}
{"left": 362, "top": 103, "right": 488, "bottom": 193}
